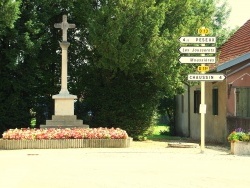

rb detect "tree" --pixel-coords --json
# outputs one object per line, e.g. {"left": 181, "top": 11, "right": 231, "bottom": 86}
{"left": 0, "top": 0, "right": 77, "bottom": 134}
{"left": 0, "top": 0, "right": 20, "bottom": 35}
{"left": 71, "top": 0, "right": 232, "bottom": 138}
{"left": 0, "top": 0, "right": 21, "bottom": 133}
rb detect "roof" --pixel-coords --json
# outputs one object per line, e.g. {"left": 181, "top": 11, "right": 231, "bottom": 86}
{"left": 217, "top": 52, "right": 250, "bottom": 71}
{"left": 219, "top": 19, "right": 250, "bottom": 64}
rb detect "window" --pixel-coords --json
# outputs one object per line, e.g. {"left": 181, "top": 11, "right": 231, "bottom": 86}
{"left": 212, "top": 88, "right": 218, "bottom": 115}
{"left": 236, "top": 88, "right": 250, "bottom": 117}
{"left": 194, "top": 90, "right": 201, "bottom": 113}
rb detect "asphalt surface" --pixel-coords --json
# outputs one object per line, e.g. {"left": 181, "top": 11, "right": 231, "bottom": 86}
{"left": 0, "top": 141, "right": 249, "bottom": 188}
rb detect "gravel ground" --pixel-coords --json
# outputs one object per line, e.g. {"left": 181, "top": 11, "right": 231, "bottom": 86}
{"left": 0, "top": 140, "right": 249, "bottom": 188}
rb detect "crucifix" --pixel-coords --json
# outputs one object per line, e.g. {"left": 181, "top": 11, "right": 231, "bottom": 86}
{"left": 53, "top": 15, "right": 76, "bottom": 95}
{"left": 54, "top": 15, "right": 76, "bottom": 42}
{"left": 40, "top": 14, "right": 88, "bottom": 128}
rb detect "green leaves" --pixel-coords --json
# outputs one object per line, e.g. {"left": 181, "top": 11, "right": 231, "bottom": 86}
{"left": 0, "top": 0, "right": 20, "bottom": 34}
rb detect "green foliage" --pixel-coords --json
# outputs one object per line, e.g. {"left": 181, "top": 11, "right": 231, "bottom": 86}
{"left": 73, "top": 0, "right": 227, "bottom": 138}
{"left": 228, "top": 129, "right": 250, "bottom": 142}
{"left": 0, "top": 0, "right": 74, "bottom": 133}
{"left": 146, "top": 125, "right": 185, "bottom": 141}
{"left": 78, "top": 70, "right": 159, "bottom": 139}
{"left": 30, "top": 118, "right": 36, "bottom": 128}
{"left": 0, "top": 0, "right": 233, "bottom": 138}
{"left": 0, "top": 0, "right": 20, "bottom": 35}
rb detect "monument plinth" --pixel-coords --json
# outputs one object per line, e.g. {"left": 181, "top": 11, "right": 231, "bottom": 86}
{"left": 40, "top": 15, "right": 88, "bottom": 129}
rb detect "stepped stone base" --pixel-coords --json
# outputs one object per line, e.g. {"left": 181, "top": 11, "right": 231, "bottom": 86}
{"left": 40, "top": 115, "right": 89, "bottom": 129}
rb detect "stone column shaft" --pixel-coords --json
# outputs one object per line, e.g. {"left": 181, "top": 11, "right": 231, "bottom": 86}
{"left": 59, "top": 41, "right": 70, "bottom": 94}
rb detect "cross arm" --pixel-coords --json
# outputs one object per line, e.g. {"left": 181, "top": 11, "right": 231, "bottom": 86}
{"left": 54, "top": 23, "right": 62, "bottom": 28}
{"left": 68, "top": 24, "right": 76, "bottom": 29}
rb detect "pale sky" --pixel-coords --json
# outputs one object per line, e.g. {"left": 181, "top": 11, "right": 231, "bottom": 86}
{"left": 226, "top": 0, "right": 250, "bottom": 28}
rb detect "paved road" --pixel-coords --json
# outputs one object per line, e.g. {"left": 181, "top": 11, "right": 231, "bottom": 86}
{"left": 0, "top": 141, "right": 249, "bottom": 188}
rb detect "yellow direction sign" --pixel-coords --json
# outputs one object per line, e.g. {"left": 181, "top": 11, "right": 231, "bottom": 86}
{"left": 197, "top": 66, "right": 209, "bottom": 72}
{"left": 198, "top": 27, "right": 210, "bottom": 35}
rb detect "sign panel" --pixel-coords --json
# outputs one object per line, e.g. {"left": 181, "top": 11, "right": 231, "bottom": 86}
{"left": 179, "top": 56, "right": 216, "bottom": 64}
{"left": 197, "top": 66, "right": 209, "bottom": 72}
{"left": 199, "top": 104, "right": 207, "bottom": 114}
{"left": 179, "top": 47, "right": 216, "bottom": 54}
{"left": 179, "top": 36, "right": 216, "bottom": 44}
{"left": 188, "top": 73, "right": 225, "bottom": 81}
{"left": 198, "top": 27, "right": 210, "bottom": 35}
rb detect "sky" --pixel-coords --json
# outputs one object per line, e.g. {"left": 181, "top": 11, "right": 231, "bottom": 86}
{"left": 226, "top": 0, "right": 250, "bottom": 28}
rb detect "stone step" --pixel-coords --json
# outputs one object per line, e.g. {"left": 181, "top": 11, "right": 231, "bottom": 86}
{"left": 40, "top": 115, "right": 89, "bottom": 129}
{"left": 40, "top": 124, "right": 89, "bottom": 129}
{"left": 45, "top": 120, "right": 83, "bottom": 126}
{"left": 52, "top": 115, "right": 77, "bottom": 121}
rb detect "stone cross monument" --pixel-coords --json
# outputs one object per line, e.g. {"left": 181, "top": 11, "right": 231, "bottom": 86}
{"left": 54, "top": 15, "right": 76, "bottom": 42}
{"left": 40, "top": 15, "right": 88, "bottom": 128}
{"left": 54, "top": 15, "right": 76, "bottom": 95}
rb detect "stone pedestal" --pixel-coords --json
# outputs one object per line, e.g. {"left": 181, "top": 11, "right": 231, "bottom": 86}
{"left": 53, "top": 93, "right": 76, "bottom": 115}
{"left": 40, "top": 94, "right": 89, "bottom": 129}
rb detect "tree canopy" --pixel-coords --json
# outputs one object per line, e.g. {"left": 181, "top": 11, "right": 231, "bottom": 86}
{"left": 0, "top": 0, "right": 232, "bottom": 138}
{"left": 0, "top": 0, "right": 20, "bottom": 35}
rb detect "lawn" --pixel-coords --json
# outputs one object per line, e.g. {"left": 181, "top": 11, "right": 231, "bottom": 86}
{"left": 147, "top": 125, "right": 187, "bottom": 141}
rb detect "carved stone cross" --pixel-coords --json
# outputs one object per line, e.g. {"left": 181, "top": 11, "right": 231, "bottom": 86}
{"left": 54, "top": 15, "right": 76, "bottom": 41}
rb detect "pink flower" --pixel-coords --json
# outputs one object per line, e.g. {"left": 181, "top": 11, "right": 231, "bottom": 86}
{"left": 2, "top": 127, "right": 128, "bottom": 140}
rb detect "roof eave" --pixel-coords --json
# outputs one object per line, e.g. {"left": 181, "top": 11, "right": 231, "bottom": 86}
{"left": 217, "top": 52, "right": 250, "bottom": 72}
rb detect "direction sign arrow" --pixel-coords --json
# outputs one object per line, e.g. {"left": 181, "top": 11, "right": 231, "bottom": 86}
{"left": 179, "top": 36, "right": 216, "bottom": 44}
{"left": 179, "top": 56, "right": 216, "bottom": 64}
{"left": 188, "top": 73, "right": 226, "bottom": 81}
{"left": 179, "top": 47, "right": 216, "bottom": 54}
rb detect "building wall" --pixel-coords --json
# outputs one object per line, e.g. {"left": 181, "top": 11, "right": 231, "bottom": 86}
{"left": 189, "top": 85, "right": 200, "bottom": 140}
{"left": 226, "top": 65, "right": 250, "bottom": 116}
{"left": 176, "top": 80, "right": 228, "bottom": 143}
{"left": 203, "top": 81, "right": 227, "bottom": 143}
{"left": 175, "top": 85, "right": 189, "bottom": 137}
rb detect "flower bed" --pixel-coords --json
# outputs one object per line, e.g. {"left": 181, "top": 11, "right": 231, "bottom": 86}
{"left": 228, "top": 128, "right": 250, "bottom": 155}
{"left": 0, "top": 127, "right": 132, "bottom": 149}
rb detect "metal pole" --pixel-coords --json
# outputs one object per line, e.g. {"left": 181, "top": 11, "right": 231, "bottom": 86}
{"left": 200, "top": 81, "right": 205, "bottom": 153}
{"left": 200, "top": 27, "right": 206, "bottom": 153}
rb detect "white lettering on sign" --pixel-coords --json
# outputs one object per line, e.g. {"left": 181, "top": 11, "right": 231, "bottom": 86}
{"left": 190, "top": 57, "right": 215, "bottom": 63}
{"left": 179, "top": 47, "right": 216, "bottom": 54}
{"left": 196, "top": 37, "right": 215, "bottom": 43}
{"left": 179, "top": 57, "right": 216, "bottom": 64}
{"left": 189, "top": 75, "right": 214, "bottom": 80}
{"left": 192, "top": 48, "right": 215, "bottom": 53}
{"left": 188, "top": 74, "right": 226, "bottom": 81}
{"left": 179, "top": 37, "right": 216, "bottom": 44}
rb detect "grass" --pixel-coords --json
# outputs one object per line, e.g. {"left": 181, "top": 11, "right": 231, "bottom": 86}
{"left": 146, "top": 125, "right": 188, "bottom": 141}
{"left": 152, "top": 125, "right": 169, "bottom": 135}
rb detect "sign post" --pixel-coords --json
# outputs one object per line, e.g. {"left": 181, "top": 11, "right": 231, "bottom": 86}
{"left": 179, "top": 27, "right": 220, "bottom": 153}
{"left": 200, "top": 26, "right": 206, "bottom": 153}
